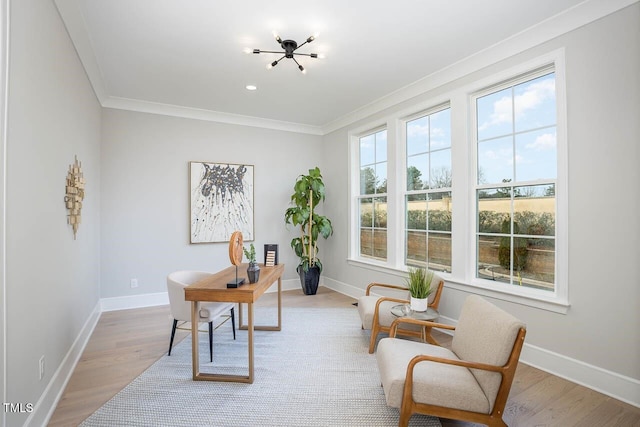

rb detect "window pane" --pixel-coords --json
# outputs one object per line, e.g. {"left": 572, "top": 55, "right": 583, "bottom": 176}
{"left": 360, "top": 167, "right": 376, "bottom": 195}
{"left": 373, "top": 197, "right": 387, "bottom": 228}
{"left": 515, "top": 128, "right": 557, "bottom": 181}
{"left": 513, "top": 185, "right": 555, "bottom": 236}
{"left": 406, "top": 230, "right": 426, "bottom": 267}
{"left": 430, "top": 109, "right": 451, "bottom": 150}
{"left": 477, "top": 188, "right": 511, "bottom": 234}
{"left": 360, "top": 134, "right": 375, "bottom": 166}
{"left": 514, "top": 73, "right": 556, "bottom": 133}
{"left": 407, "top": 116, "right": 429, "bottom": 156}
{"left": 428, "top": 192, "right": 452, "bottom": 232}
{"left": 407, "top": 154, "right": 428, "bottom": 190}
{"left": 430, "top": 150, "right": 452, "bottom": 189}
{"left": 478, "top": 136, "right": 513, "bottom": 184}
{"left": 406, "top": 194, "right": 426, "bottom": 230}
{"left": 372, "top": 229, "right": 388, "bottom": 259}
{"left": 375, "top": 131, "right": 388, "bottom": 162}
{"left": 477, "top": 87, "right": 512, "bottom": 141}
{"left": 428, "top": 232, "right": 451, "bottom": 273}
{"left": 375, "top": 162, "right": 388, "bottom": 194}
{"left": 360, "top": 198, "right": 373, "bottom": 227}
{"left": 360, "top": 229, "right": 373, "bottom": 257}
{"left": 477, "top": 235, "right": 508, "bottom": 283}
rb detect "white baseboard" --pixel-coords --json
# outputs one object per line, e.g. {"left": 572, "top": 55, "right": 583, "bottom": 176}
{"left": 26, "top": 302, "right": 102, "bottom": 427}
{"left": 100, "top": 291, "right": 169, "bottom": 312}
{"left": 324, "top": 276, "right": 640, "bottom": 408}
{"left": 520, "top": 343, "right": 640, "bottom": 408}
{"left": 323, "top": 277, "right": 365, "bottom": 300}
{"left": 100, "top": 278, "right": 300, "bottom": 312}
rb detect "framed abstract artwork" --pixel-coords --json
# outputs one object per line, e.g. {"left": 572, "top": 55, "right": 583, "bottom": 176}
{"left": 189, "top": 161, "right": 254, "bottom": 243}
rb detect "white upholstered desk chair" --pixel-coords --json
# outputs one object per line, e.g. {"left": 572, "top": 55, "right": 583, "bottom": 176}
{"left": 167, "top": 270, "right": 236, "bottom": 362}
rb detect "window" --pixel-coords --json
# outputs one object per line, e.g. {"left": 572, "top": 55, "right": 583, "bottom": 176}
{"left": 349, "top": 51, "right": 566, "bottom": 311}
{"left": 474, "top": 70, "right": 557, "bottom": 292}
{"left": 358, "top": 129, "right": 387, "bottom": 260}
{"left": 405, "top": 108, "right": 452, "bottom": 272}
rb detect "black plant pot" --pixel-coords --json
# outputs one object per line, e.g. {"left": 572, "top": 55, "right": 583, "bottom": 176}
{"left": 247, "top": 262, "right": 260, "bottom": 284}
{"left": 298, "top": 265, "right": 321, "bottom": 295}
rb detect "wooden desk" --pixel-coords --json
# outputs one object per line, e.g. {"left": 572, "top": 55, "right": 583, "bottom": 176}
{"left": 184, "top": 263, "right": 284, "bottom": 383}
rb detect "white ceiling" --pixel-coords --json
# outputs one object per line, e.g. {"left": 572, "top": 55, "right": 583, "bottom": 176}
{"left": 54, "top": 0, "right": 633, "bottom": 134}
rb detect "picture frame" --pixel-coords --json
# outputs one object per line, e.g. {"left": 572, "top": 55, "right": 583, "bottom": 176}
{"left": 264, "top": 244, "right": 278, "bottom": 266}
{"left": 189, "top": 161, "right": 254, "bottom": 243}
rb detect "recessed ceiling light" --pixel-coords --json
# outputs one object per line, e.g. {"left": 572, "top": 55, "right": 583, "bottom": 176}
{"left": 246, "top": 85, "right": 257, "bottom": 91}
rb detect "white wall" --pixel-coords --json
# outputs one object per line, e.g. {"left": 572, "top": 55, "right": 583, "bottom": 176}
{"left": 322, "top": 3, "right": 640, "bottom": 403}
{"left": 100, "top": 109, "right": 323, "bottom": 300}
{"left": 5, "top": 0, "right": 102, "bottom": 425}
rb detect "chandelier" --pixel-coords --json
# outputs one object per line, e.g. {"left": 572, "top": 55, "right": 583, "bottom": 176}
{"left": 250, "top": 33, "right": 321, "bottom": 73}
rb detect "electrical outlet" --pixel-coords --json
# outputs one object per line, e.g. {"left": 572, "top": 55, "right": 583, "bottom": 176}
{"left": 130, "top": 278, "right": 138, "bottom": 288}
{"left": 39, "top": 356, "right": 45, "bottom": 380}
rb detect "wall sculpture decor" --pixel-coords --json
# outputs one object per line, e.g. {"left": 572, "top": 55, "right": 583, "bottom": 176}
{"left": 64, "top": 155, "right": 85, "bottom": 239}
{"left": 189, "top": 162, "right": 254, "bottom": 243}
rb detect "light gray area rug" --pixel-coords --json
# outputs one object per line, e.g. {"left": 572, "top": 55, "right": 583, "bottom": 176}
{"left": 81, "top": 307, "right": 441, "bottom": 427}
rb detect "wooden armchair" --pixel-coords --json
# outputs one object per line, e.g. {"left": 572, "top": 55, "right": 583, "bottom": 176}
{"left": 357, "top": 273, "right": 444, "bottom": 353}
{"left": 375, "top": 295, "right": 526, "bottom": 427}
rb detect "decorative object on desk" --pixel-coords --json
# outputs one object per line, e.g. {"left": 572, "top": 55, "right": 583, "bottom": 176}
{"left": 189, "top": 161, "right": 254, "bottom": 243}
{"left": 284, "top": 167, "right": 333, "bottom": 295}
{"left": 243, "top": 243, "right": 260, "bottom": 283}
{"left": 64, "top": 155, "right": 85, "bottom": 240}
{"left": 227, "top": 231, "right": 245, "bottom": 288}
{"left": 406, "top": 267, "right": 435, "bottom": 312}
{"left": 264, "top": 244, "right": 278, "bottom": 267}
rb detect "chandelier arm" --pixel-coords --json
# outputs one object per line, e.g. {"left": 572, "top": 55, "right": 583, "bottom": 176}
{"left": 295, "top": 35, "right": 315, "bottom": 51}
{"left": 256, "top": 50, "right": 285, "bottom": 55}
{"left": 293, "top": 53, "right": 317, "bottom": 58}
{"left": 295, "top": 41, "right": 308, "bottom": 51}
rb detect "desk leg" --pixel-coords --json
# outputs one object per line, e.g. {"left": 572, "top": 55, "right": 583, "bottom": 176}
{"left": 248, "top": 302, "right": 254, "bottom": 383}
{"left": 277, "top": 276, "right": 282, "bottom": 330}
{"left": 191, "top": 301, "right": 199, "bottom": 380}
{"left": 238, "top": 280, "right": 282, "bottom": 332}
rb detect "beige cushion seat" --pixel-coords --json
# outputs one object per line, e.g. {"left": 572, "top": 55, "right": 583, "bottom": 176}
{"left": 377, "top": 336, "right": 490, "bottom": 413}
{"left": 375, "top": 295, "right": 526, "bottom": 427}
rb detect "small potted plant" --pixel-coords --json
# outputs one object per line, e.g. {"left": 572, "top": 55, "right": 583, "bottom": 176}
{"left": 243, "top": 243, "right": 260, "bottom": 283}
{"left": 405, "top": 267, "right": 434, "bottom": 312}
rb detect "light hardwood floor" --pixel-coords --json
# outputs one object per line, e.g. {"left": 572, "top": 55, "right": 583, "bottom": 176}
{"left": 49, "top": 287, "right": 640, "bottom": 426}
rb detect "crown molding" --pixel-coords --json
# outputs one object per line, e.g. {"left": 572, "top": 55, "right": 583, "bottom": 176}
{"left": 102, "top": 96, "right": 324, "bottom": 135}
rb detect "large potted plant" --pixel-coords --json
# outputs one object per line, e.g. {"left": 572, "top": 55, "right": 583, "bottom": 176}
{"left": 284, "top": 167, "right": 333, "bottom": 295}
{"left": 405, "top": 267, "right": 434, "bottom": 312}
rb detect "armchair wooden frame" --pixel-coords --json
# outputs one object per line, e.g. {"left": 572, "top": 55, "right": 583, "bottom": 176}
{"left": 388, "top": 317, "right": 526, "bottom": 427}
{"left": 365, "top": 280, "right": 443, "bottom": 354}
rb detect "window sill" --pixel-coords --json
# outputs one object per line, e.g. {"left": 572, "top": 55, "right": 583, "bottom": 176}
{"left": 347, "top": 258, "right": 570, "bottom": 314}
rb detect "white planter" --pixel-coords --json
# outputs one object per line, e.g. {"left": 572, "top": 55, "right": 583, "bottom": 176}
{"left": 410, "top": 296, "right": 428, "bottom": 312}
